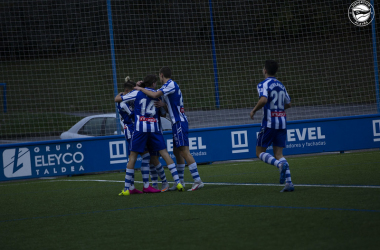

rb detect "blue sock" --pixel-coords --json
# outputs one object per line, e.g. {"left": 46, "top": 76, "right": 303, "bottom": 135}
{"left": 279, "top": 157, "right": 292, "bottom": 183}
{"left": 149, "top": 164, "right": 158, "bottom": 187}
{"left": 168, "top": 163, "right": 180, "bottom": 184}
{"left": 259, "top": 152, "right": 281, "bottom": 168}
{"left": 124, "top": 168, "right": 134, "bottom": 191}
{"left": 155, "top": 163, "right": 167, "bottom": 183}
{"left": 188, "top": 162, "right": 201, "bottom": 182}
{"left": 177, "top": 164, "right": 185, "bottom": 182}
{"left": 141, "top": 153, "right": 150, "bottom": 188}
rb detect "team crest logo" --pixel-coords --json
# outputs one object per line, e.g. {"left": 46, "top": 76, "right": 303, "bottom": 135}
{"left": 3, "top": 148, "right": 32, "bottom": 178}
{"left": 348, "top": 0, "right": 375, "bottom": 26}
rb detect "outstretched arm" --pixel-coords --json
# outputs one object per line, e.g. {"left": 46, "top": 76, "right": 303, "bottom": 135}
{"left": 250, "top": 96, "right": 267, "bottom": 120}
{"left": 134, "top": 86, "right": 164, "bottom": 99}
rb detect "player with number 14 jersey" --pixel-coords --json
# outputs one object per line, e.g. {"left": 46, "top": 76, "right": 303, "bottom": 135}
{"left": 121, "top": 89, "right": 162, "bottom": 133}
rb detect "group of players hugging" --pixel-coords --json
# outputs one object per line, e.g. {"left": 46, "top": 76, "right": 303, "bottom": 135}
{"left": 115, "top": 67, "right": 204, "bottom": 196}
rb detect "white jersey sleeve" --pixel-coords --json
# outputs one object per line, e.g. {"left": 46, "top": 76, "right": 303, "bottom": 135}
{"left": 121, "top": 90, "right": 139, "bottom": 103}
{"left": 158, "top": 81, "right": 176, "bottom": 96}
{"left": 119, "top": 102, "right": 132, "bottom": 115}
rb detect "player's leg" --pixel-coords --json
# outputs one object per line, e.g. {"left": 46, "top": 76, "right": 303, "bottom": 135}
{"left": 150, "top": 154, "right": 169, "bottom": 192}
{"left": 149, "top": 154, "right": 159, "bottom": 189}
{"left": 119, "top": 151, "right": 140, "bottom": 196}
{"left": 256, "top": 127, "right": 289, "bottom": 185}
{"left": 169, "top": 146, "right": 185, "bottom": 191}
{"left": 177, "top": 146, "right": 203, "bottom": 185}
{"left": 173, "top": 146, "right": 186, "bottom": 185}
{"left": 257, "top": 146, "right": 288, "bottom": 185}
{"left": 140, "top": 151, "right": 160, "bottom": 193}
{"left": 140, "top": 151, "right": 151, "bottom": 189}
{"left": 181, "top": 149, "right": 204, "bottom": 191}
{"left": 257, "top": 146, "right": 282, "bottom": 168}
{"left": 257, "top": 145, "right": 282, "bottom": 169}
{"left": 174, "top": 121, "right": 203, "bottom": 191}
{"left": 168, "top": 146, "right": 186, "bottom": 191}
{"left": 149, "top": 131, "right": 184, "bottom": 192}
{"left": 125, "top": 138, "right": 139, "bottom": 193}
{"left": 256, "top": 127, "right": 282, "bottom": 167}
{"left": 158, "top": 149, "right": 184, "bottom": 191}
{"left": 131, "top": 131, "right": 160, "bottom": 194}
{"left": 273, "top": 129, "right": 294, "bottom": 192}
{"left": 128, "top": 158, "right": 136, "bottom": 192}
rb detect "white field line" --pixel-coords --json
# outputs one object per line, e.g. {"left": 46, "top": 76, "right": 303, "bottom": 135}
{"left": 34, "top": 179, "right": 380, "bottom": 189}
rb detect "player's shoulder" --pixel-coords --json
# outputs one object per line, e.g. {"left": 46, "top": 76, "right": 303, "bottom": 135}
{"left": 164, "top": 79, "right": 177, "bottom": 87}
{"left": 261, "top": 77, "right": 286, "bottom": 88}
{"left": 145, "top": 87, "right": 156, "bottom": 92}
{"left": 257, "top": 79, "right": 269, "bottom": 89}
{"left": 258, "top": 77, "right": 272, "bottom": 86}
{"left": 127, "top": 89, "right": 139, "bottom": 96}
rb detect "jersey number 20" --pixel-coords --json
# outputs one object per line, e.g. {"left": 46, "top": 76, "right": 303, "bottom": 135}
{"left": 270, "top": 90, "right": 285, "bottom": 110}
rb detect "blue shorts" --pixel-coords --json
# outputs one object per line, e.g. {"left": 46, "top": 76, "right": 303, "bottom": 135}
{"left": 127, "top": 136, "right": 156, "bottom": 155}
{"left": 125, "top": 137, "right": 131, "bottom": 156}
{"left": 172, "top": 121, "right": 189, "bottom": 148}
{"left": 124, "top": 126, "right": 133, "bottom": 140}
{"left": 256, "top": 127, "right": 286, "bottom": 148}
{"left": 129, "top": 130, "right": 166, "bottom": 153}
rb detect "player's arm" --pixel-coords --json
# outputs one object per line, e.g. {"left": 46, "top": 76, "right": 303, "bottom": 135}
{"left": 284, "top": 88, "right": 291, "bottom": 109}
{"left": 250, "top": 96, "right": 267, "bottom": 120}
{"left": 134, "top": 86, "right": 163, "bottom": 99}
{"left": 116, "top": 90, "right": 138, "bottom": 103}
{"left": 114, "top": 92, "right": 124, "bottom": 102}
{"left": 154, "top": 97, "right": 168, "bottom": 113}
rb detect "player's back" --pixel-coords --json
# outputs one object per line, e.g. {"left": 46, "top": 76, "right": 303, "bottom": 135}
{"left": 133, "top": 88, "right": 161, "bottom": 132}
{"left": 257, "top": 77, "right": 290, "bottom": 129}
{"left": 159, "top": 79, "right": 187, "bottom": 124}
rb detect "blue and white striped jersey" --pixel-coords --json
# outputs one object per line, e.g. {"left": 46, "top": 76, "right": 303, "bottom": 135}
{"left": 158, "top": 79, "right": 188, "bottom": 124}
{"left": 117, "top": 101, "right": 134, "bottom": 139}
{"left": 121, "top": 89, "right": 162, "bottom": 133}
{"left": 257, "top": 77, "right": 291, "bottom": 129}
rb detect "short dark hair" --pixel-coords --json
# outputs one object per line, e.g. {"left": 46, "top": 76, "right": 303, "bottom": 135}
{"left": 264, "top": 60, "right": 279, "bottom": 76}
{"left": 159, "top": 67, "right": 172, "bottom": 78}
{"left": 141, "top": 74, "right": 158, "bottom": 88}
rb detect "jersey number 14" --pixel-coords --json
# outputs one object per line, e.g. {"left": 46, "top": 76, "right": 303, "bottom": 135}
{"left": 139, "top": 98, "right": 156, "bottom": 116}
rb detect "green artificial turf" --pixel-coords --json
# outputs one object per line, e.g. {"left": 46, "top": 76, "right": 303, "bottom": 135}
{"left": 1, "top": 150, "right": 380, "bottom": 250}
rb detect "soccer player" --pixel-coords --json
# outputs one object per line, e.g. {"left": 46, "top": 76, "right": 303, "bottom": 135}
{"left": 134, "top": 79, "right": 170, "bottom": 192}
{"left": 116, "top": 77, "right": 144, "bottom": 194}
{"left": 116, "top": 74, "right": 184, "bottom": 196}
{"left": 250, "top": 60, "right": 294, "bottom": 192}
{"left": 135, "top": 67, "right": 204, "bottom": 191}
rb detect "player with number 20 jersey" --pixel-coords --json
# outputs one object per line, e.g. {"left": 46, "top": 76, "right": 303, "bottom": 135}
{"left": 257, "top": 77, "right": 291, "bottom": 130}
{"left": 250, "top": 60, "right": 294, "bottom": 192}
